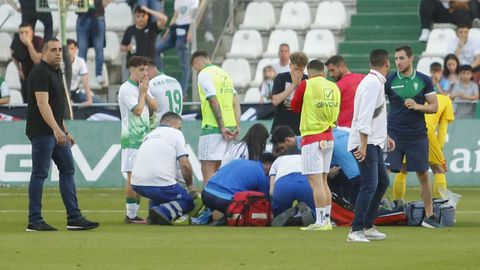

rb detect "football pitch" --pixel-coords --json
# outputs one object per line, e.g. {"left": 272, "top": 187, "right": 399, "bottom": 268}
{"left": 1, "top": 187, "right": 480, "bottom": 270}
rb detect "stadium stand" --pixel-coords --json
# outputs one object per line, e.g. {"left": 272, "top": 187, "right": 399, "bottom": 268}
{"left": 0, "top": 32, "right": 12, "bottom": 62}
{"left": 262, "top": 30, "right": 300, "bottom": 58}
{"left": 5, "top": 61, "right": 21, "bottom": 91}
{"left": 422, "top": 28, "right": 457, "bottom": 57}
{"left": 276, "top": 1, "right": 311, "bottom": 30}
{"left": 416, "top": 56, "right": 445, "bottom": 75}
{"left": 303, "top": 29, "right": 337, "bottom": 59}
{"left": 243, "top": 87, "right": 261, "bottom": 102}
{"left": 311, "top": 1, "right": 347, "bottom": 31}
{"left": 221, "top": 58, "right": 251, "bottom": 88}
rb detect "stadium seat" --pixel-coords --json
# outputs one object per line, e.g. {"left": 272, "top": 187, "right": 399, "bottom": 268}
{"left": 87, "top": 60, "right": 109, "bottom": 90}
{"left": 0, "top": 33, "right": 12, "bottom": 62}
{"left": 469, "top": 28, "right": 480, "bottom": 43}
{"left": 87, "top": 31, "right": 120, "bottom": 61}
{"left": 5, "top": 61, "right": 21, "bottom": 90}
{"left": 303, "top": 30, "right": 337, "bottom": 59}
{"left": 251, "top": 58, "right": 276, "bottom": 87}
{"left": 416, "top": 57, "right": 444, "bottom": 75}
{"left": 8, "top": 89, "right": 23, "bottom": 104}
{"left": 311, "top": 1, "right": 347, "bottom": 30}
{"left": 422, "top": 28, "right": 456, "bottom": 57}
{"left": 105, "top": 3, "right": 133, "bottom": 31}
{"left": 0, "top": 4, "right": 22, "bottom": 33}
{"left": 276, "top": 1, "right": 311, "bottom": 30}
{"left": 226, "top": 30, "right": 263, "bottom": 59}
{"left": 66, "top": 11, "right": 79, "bottom": 32}
{"left": 221, "top": 58, "right": 251, "bottom": 88}
{"left": 262, "top": 30, "right": 299, "bottom": 58}
{"left": 239, "top": 2, "right": 275, "bottom": 31}
{"left": 243, "top": 87, "right": 261, "bottom": 102}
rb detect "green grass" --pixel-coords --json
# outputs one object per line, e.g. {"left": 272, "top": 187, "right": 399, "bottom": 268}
{"left": 1, "top": 187, "right": 480, "bottom": 270}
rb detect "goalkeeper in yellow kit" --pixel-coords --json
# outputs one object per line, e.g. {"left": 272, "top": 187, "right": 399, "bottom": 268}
{"left": 392, "top": 94, "right": 454, "bottom": 200}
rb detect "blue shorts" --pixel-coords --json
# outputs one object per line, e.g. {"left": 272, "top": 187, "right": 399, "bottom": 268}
{"left": 332, "top": 129, "right": 360, "bottom": 180}
{"left": 201, "top": 189, "right": 233, "bottom": 214}
{"left": 272, "top": 173, "right": 315, "bottom": 216}
{"left": 386, "top": 137, "right": 429, "bottom": 173}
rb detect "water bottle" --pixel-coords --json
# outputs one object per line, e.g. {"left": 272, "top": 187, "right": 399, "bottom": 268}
{"left": 130, "top": 36, "right": 137, "bottom": 54}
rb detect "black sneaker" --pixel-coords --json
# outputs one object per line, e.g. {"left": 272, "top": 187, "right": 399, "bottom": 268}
{"left": 421, "top": 215, "right": 443, "bottom": 229}
{"left": 124, "top": 215, "right": 147, "bottom": 224}
{"left": 149, "top": 208, "right": 172, "bottom": 225}
{"left": 67, "top": 217, "right": 100, "bottom": 231}
{"left": 209, "top": 216, "right": 227, "bottom": 226}
{"left": 297, "top": 202, "right": 315, "bottom": 226}
{"left": 26, "top": 222, "right": 57, "bottom": 232}
{"left": 272, "top": 206, "right": 297, "bottom": 227}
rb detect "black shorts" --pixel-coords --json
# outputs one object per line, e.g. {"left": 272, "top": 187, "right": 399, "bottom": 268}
{"left": 386, "top": 137, "right": 429, "bottom": 173}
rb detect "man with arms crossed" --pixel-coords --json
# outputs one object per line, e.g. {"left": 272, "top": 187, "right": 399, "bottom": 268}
{"left": 191, "top": 50, "right": 241, "bottom": 183}
{"left": 131, "top": 112, "right": 197, "bottom": 225}
{"left": 385, "top": 45, "right": 440, "bottom": 228}
{"left": 347, "top": 49, "right": 393, "bottom": 242}
{"left": 26, "top": 38, "right": 99, "bottom": 231}
{"left": 118, "top": 56, "right": 158, "bottom": 224}
{"left": 291, "top": 59, "right": 340, "bottom": 231}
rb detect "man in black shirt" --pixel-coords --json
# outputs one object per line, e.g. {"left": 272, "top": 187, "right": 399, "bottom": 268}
{"left": 26, "top": 38, "right": 99, "bottom": 232}
{"left": 120, "top": 5, "right": 167, "bottom": 66}
{"left": 10, "top": 22, "right": 43, "bottom": 103}
{"left": 271, "top": 52, "right": 309, "bottom": 135}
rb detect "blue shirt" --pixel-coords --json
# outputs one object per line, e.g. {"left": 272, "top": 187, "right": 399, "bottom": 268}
{"left": 385, "top": 70, "right": 435, "bottom": 141}
{"left": 204, "top": 160, "right": 269, "bottom": 200}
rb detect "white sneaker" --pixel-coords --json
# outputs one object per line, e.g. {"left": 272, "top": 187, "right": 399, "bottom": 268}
{"left": 364, "top": 226, "right": 386, "bottom": 240}
{"left": 418, "top": 28, "right": 430, "bottom": 42}
{"left": 96, "top": 75, "right": 105, "bottom": 85}
{"left": 204, "top": 31, "right": 215, "bottom": 42}
{"left": 347, "top": 230, "right": 370, "bottom": 242}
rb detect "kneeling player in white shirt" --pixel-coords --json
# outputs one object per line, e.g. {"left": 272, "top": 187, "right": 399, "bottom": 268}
{"left": 131, "top": 112, "right": 197, "bottom": 225}
{"left": 147, "top": 61, "right": 183, "bottom": 127}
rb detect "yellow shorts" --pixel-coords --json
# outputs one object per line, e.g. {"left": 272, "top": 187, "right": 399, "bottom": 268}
{"left": 427, "top": 128, "right": 444, "bottom": 165}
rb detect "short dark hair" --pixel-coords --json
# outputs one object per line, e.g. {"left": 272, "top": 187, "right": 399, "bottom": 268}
{"left": 394, "top": 45, "right": 413, "bottom": 57}
{"left": 18, "top": 22, "right": 33, "bottom": 29}
{"left": 160, "top": 112, "right": 183, "bottom": 124}
{"left": 279, "top": 43, "right": 290, "bottom": 50}
{"left": 370, "top": 49, "right": 389, "bottom": 68}
{"left": 456, "top": 24, "right": 470, "bottom": 30}
{"left": 325, "top": 55, "right": 345, "bottom": 66}
{"left": 127, "top": 56, "right": 150, "bottom": 68}
{"left": 66, "top": 39, "right": 77, "bottom": 47}
{"left": 458, "top": 64, "right": 473, "bottom": 73}
{"left": 430, "top": 62, "right": 442, "bottom": 72}
{"left": 134, "top": 5, "right": 147, "bottom": 14}
{"left": 191, "top": 50, "right": 209, "bottom": 65}
{"left": 260, "top": 152, "right": 276, "bottom": 164}
{"left": 307, "top": 59, "right": 324, "bottom": 72}
{"left": 42, "top": 38, "right": 60, "bottom": 52}
{"left": 270, "top": 125, "right": 295, "bottom": 144}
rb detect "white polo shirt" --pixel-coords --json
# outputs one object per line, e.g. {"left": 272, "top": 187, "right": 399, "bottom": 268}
{"left": 131, "top": 126, "right": 189, "bottom": 186}
{"left": 220, "top": 141, "right": 249, "bottom": 167}
{"left": 269, "top": 154, "right": 302, "bottom": 183}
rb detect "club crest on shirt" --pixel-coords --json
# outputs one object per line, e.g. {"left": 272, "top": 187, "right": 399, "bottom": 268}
{"left": 413, "top": 82, "right": 419, "bottom": 91}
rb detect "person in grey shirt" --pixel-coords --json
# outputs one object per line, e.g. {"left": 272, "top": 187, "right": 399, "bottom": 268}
{"left": 451, "top": 65, "right": 479, "bottom": 118}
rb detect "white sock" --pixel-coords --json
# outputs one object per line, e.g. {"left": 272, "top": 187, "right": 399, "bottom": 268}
{"left": 126, "top": 203, "right": 137, "bottom": 219}
{"left": 315, "top": 207, "right": 326, "bottom": 226}
{"left": 325, "top": 205, "right": 331, "bottom": 222}
{"left": 134, "top": 203, "right": 140, "bottom": 217}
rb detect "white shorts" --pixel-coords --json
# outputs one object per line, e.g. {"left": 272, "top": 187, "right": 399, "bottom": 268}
{"left": 301, "top": 140, "right": 334, "bottom": 175}
{"left": 198, "top": 134, "right": 232, "bottom": 161}
{"left": 121, "top": 148, "right": 138, "bottom": 173}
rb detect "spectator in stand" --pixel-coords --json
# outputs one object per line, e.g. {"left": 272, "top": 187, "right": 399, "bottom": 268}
{"left": 451, "top": 64, "right": 479, "bottom": 118}
{"left": 136, "top": 0, "right": 165, "bottom": 21}
{"left": 0, "top": 77, "right": 10, "bottom": 105}
{"left": 271, "top": 52, "right": 308, "bottom": 135}
{"left": 156, "top": 0, "right": 199, "bottom": 99}
{"left": 259, "top": 65, "right": 275, "bottom": 104}
{"left": 430, "top": 62, "right": 449, "bottom": 94}
{"left": 273, "top": 44, "right": 291, "bottom": 74}
{"left": 418, "top": 0, "right": 480, "bottom": 42}
{"left": 448, "top": 25, "right": 480, "bottom": 67}
{"left": 121, "top": 6, "right": 168, "bottom": 68}
{"left": 76, "top": 0, "right": 112, "bottom": 86}
{"left": 7, "top": 0, "right": 53, "bottom": 39}
{"left": 10, "top": 22, "right": 43, "bottom": 103}
{"left": 441, "top": 54, "right": 461, "bottom": 94}
{"left": 66, "top": 39, "right": 105, "bottom": 106}
{"left": 220, "top": 123, "right": 269, "bottom": 167}
{"left": 326, "top": 55, "right": 366, "bottom": 128}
